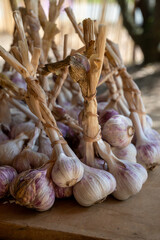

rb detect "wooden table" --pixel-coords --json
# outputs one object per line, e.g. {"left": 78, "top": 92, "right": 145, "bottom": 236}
{"left": 0, "top": 168, "right": 160, "bottom": 240}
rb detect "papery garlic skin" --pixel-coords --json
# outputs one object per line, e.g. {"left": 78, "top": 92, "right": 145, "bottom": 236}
{"left": 51, "top": 153, "right": 84, "bottom": 187}
{"left": 10, "top": 168, "right": 55, "bottom": 211}
{"left": 73, "top": 166, "right": 116, "bottom": 207}
{"left": 0, "top": 128, "right": 9, "bottom": 144}
{"left": 38, "top": 132, "right": 52, "bottom": 158}
{"left": 145, "top": 115, "right": 153, "bottom": 128}
{"left": 136, "top": 142, "right": 160, "bottom": 169}
{"left": 13, "top": 149, "right": 49, "bottom": 173}
{"left": 102, "top": 115, "right": 134, "bottom": 148}
{"left": 110, "top": 160, "right": 148, "bottom": 200}
{"left": 53, "top": 183, "right": 73, "bottom": 198}
{"left": 112, "top": 144, "right": 137, "bottom": 163}
{"left": 0, "top": 166, "right": 17, "bottom": 198}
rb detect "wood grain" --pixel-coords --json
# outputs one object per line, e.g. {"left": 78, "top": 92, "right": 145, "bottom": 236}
{"left": 0, "top": 168, "right": 160, "bottom": 240}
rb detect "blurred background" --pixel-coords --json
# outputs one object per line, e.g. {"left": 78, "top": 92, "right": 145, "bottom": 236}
{"left": 0, "top": 0, "right": 159, "bottom": 130}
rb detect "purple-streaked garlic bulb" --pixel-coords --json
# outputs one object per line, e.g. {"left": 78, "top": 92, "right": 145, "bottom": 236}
{"left": 38, "top": 131, "right": 52, "bottom": 158}
{"left": 0, "top": 166, "right": 17, "bottom": 198}
{"left": 112, "top": 144, "right": 137, "bottom": 163}
{"left": 10, "top": 121, "right": 35, "bottom": 139}
{"left": 11, "top": 72, "right": 27, "bottom": 89}
{"left": 73, "top": 164, "right": 116, "bottom": 207}
{"left": 10, "top": 164, "right": 55, "bottom": 211}
{"left": 13, "top": 149, "right": 49, "bottom": 173}
{"left": 0, "top": 133, "right": 27, "bottom": 166}
{"left": 99, "top": 109, "right": 118, "bottom": 128}
{"left": 95, "top": 140, "right": 148, "bottom": 200}
{"left": 102, "top": 115, "right": 134, "bottom": 148}
{"left": 81, "top": 157, "right": 107, "bottom": 170}
{"left": 53, "top": 183, "right": 73, "bottom": 198}
{"left": 51, "top": 153, "right": 84, "bottom": 188}
{"left": 131, "top": 113, "right": 160, "bottom": 169}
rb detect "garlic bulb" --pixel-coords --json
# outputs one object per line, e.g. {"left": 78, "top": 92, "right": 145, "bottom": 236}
{"left": 131, "top": 112, "right": 160, "bottom": 169}
{"left": 95, "top": 140, "right": 147, "bottom": 200}
{"left": 13, "top": 149, "right": 49, "bottom": 173}
{"left": 53, "top": 183, "right": 73, "bottom": 198}
{"left": 10, "top": 121, "right": 35, "bottom": 139}
{"left": 38, "top": 131, "right": 52, "bottom": 158}
{"left": 99, "top": 109, "right": 118, "bottom": 128}
{"left": 10, "top": 165, "right": 55, "bottom": 211}
{"left": 102, "top": 115, "right": 134, "bottom": 148}
{"left": 111, "top": 159, "right": 148, "bottom": 200}
{"left": 0, "top": 166, "right": 17, "bottom": 198}
{"left": 97, "top": 101, "right": 110, "bottom": 115}
{"left": 144, "top": 128, "right": 160, "bottom": 144}
{"left": 51, "top": 153, "right": 84, "bottom": 187}
{"left": 112, "top": 144, "right": 137, "bottom": 163}
{"left": 73, "top": 164, "right": 116, "bottom": 207}
{"left": 0, "top": 134, "right": 27, "bottom": 166}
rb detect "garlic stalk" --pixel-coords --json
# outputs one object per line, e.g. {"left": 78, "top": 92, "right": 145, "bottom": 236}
{"left": 0, "top": 166, "right": 17, "bottom": 198}
{"left": 10, "top": 163, "right": 55, "bottom": 211}
{"left": 95, "top": 140, "right": 148, "bottom": 200}
{"left": 0, "top": 133, "right": 28, "bottom": 166}
{"left": 13, "top": 127, "right": 49, "bottom": 173}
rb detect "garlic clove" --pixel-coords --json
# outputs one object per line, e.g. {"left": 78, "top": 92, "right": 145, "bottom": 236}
{"left": 102, "top": 115, "right": 134, "bottom": 148}
{"left": 73, "top": 164, "right": 116, "bottom": 207}
{"left": 112, "top": 144, "right": 137, "bottom": 163}
{"left": 51, "top": 153, "right": 84, "bottom": 187}
{"left": 10, "top": 166, "right": 55, "bottom": 211}
{"left": 13, "top": 149, "right": 49, "bottom": 173}
{"left": 0, "top": 165, "right": 17, "bottom": 198}
{"left": 53, "top": 183, "right": 73, "bottom": 198}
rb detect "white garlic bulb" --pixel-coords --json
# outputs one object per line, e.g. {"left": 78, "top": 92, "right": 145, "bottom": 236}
{"left": 112, "top": 144, "right": 137, "bottom": 163}
{"left": 102, "top": 115, "right": 134, "bottom": 148}
{"left": 73, "top": 164, "right": 116, "bottom": 207}
{"left": 51, "top": 153, "right": 84, "bottom": 187}
{"left": 95, "top": 140, "right": 147, "bottom": 200}
{"left": 0, "top": 134, "right": 27, "bottom": 166}
{"left": 109, "top": 157, "right": 148, "bottom": 200}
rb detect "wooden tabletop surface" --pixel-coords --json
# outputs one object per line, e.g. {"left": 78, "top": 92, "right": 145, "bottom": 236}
{"left": 0, "top": 167, "right": 160, "bottom": 240}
